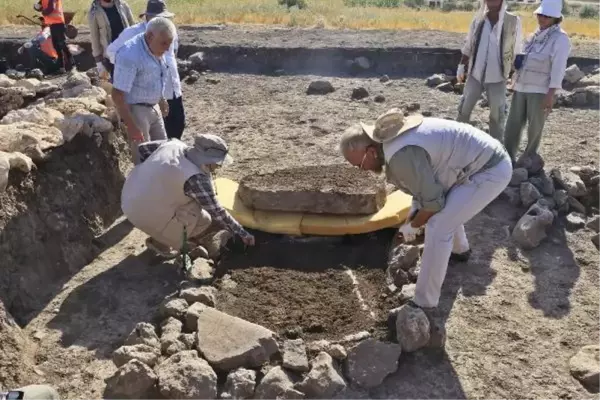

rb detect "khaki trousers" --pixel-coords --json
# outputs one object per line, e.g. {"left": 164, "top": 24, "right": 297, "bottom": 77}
{"left": 503, "top": 91, "right": 547, "bottom": 162}
{"left": 457, "top": 76, "right": 507, "bottom": 141}
{"left": 127, "top": 104, "right": 167, "bottom": 164}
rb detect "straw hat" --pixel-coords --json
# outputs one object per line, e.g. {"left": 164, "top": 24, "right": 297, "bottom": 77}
{"left": 185, "top": 134, "right": 233, "bottom": 167}
{"left": 360, "top": 108, "right": 424, "bottom": 143}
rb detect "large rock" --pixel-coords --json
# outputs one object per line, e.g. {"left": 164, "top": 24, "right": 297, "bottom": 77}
{"left": 237, "top": 164, "right": 386, "bottom": 215}
{"left": 156, "top": 350, "right": 218, "bottom": 399}
{"left": 223, "top": 368, "right": 257, "bottom": 399}
{"left": 35, "top": 81, "right": 60, "bottom": 96}
{"left": 512, "top": 203, "right": 555, "bottom": 249}
{"left": 1, "top": 105, "right": 64, "bottom": 127}
{"left": 113, "top": 344, "right": 160, "bottom": 368}
{"left": 566, "top": 212, "right": 586, "bottom": 231}
{"left": 510, "top": 168, "right": 528, "bottom": 186}
{"left": 59, "top": 112, "right": 113, "bottom": 142}
{"left": 426, "top": 74, "right": 447, "bottom": 87}
{"left": 395, "top": 304, "right": 430, "bottom": 352}
{"left": 551, "top": 169, "right": 587, "bottom": 197}
{"left": 388, "top": 243, "right": 420, "bottom": 272}
{"left": 564, "top": 64, "right": 585, "bottom": 84}
{"left": 161, "top": 317, "right": 183, "bottom": 354}
{"left": 180, "top": 286, "right": 217, "bottom": 307}
{"left": 0, "top": 74, "right": 15, "bottom": 88}
{"left": 124, "top": 322, "right": 160, "bottom": 349}
{"left": 14, "top": 78, "right": 41, "bottom": 92}
{"left": 185, "top": 301, "right": 208, "bottom": 331}
{"left": 569, "top": 345, "right": 599, "bottom": 393}
{"left": 62, "top": 85, "right": 107, "bottom": 103}
{"left": 44, "top": 97, "right": 106, "bottom": 116}
{"left": 306, "top": 80, "right": 335, "bottom": 95}
{"left": 296, "top": 351, "right": 346, "bottom": 398}
{"left": 529, "top": 170, "right": 555, "bottom": 196}
{"left": 0, "top": 122, "right": 63, "bottom": 162}
{"left": 520, "top": 182, "right": 542, "bottom": 208}
{"left": 196, "top": 307, "right": 279, "bottom": 370}
{"left": 571, "top": 86, "right": 600, "bottom": 108}
{"left": 104, "top": 359, "right": 158, "bottom": 399}
{"left": 344, "top": 338, "right": 402, "bottom": 389}
{"left": 351, "top": 87, "right": 369, "bottom": 100}
{"left": 576, "top": 74, "right": 600, "bottom": 88}
{"left": 160, "top": 297, "right": 189, "bottom": 320}
{"left": 254, "top": 366, "right": 304, "bottom": 399}
{"left": 282, "top": 339, "right": 309, "bottom": 372}
{"left": 516, "top": 153, "right": 544, "bottom": 175}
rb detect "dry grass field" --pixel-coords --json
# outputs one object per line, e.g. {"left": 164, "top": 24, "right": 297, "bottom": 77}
{"left": 0, "top": 0, "right": 598, "bottom": 39}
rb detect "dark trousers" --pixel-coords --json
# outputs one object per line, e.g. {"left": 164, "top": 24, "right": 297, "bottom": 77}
{"left": 164, "top": 96, "right": 186, "bottom": 139}
{"left": 49, "top": 23, "right": 74, "bottom": 71}
{"left": 27, "top": 46, "right": 60, "bottom": 74}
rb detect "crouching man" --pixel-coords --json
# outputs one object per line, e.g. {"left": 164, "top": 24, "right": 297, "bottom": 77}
{"left": 121, "top": 134, "right": 255, "bottom": 259}
{"left": 339, "top": 109, "right": 512, "bottom": 310}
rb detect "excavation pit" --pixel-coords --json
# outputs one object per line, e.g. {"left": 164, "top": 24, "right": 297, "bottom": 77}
{"left": 237, "top": 164, "right": 387, "bottom": 215}
{"left": 213, "top": 231, "right": 398, "bottom": 342}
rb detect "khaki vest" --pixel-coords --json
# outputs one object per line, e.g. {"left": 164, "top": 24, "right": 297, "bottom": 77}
{"left": 468, "top": 11, "right": 519, "bottom": 80}
{"left": 383, "top": 118, "right": 506, "bottom": 194}
{"left": 121, "top": 140, "right": 206, "bottom": 243}
{"left": 516, "top": 28, "right": 568, "bottom": 90}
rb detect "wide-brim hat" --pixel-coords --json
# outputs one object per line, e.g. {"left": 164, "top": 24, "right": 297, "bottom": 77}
{"left": 534, "top": 0, "right": 563, "bottom": 18}
{"left": 185, "top": 134, "right": 233, "bottom": 167}
{"left": 360, "top": 108, "right": 424, "bottom": 143}
{"left": 139, "top": 0, "right": 175, "bottom": 18}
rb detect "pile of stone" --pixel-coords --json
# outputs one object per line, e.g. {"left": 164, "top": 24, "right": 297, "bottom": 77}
{"left": 502, "top": 153, "right": 599, "bottom": 250}
{"left": 425, "top": 72, "right": 464, "bottom": 95}
{"left": 0, "top": 70, "right": 117, "bottom": 193}
{"left": 105, "top": 254, "right": 437, "bottom": 399}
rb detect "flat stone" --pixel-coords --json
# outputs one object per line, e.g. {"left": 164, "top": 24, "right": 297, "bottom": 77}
{"left": 551, "top": 169, "right": 587, "bottom": 198}
{"left": 512, "top": 203, "right": 555, "bottom": 249}
{"left": 510, "top": 168, "right": 528, "bottom": 186}
{"left": 569, "top": 345, "right": 599, "bottom": 393}
{"left": 395, "top": 305, "right": 430, "bottom": 352}
{"left": 180, "top": 286, "right": 217, "bottom": 307}
{"left": 296, "top": 352, "right": 346, "bottom": 398}
{"left": 254, "top": 366, "right": 303, "bottom": 399}
{"left": 113, "top": 344, "right": 161, "bottom": 368}
{"left": 520, "top": 182, "right": 542, "bottom": 208}
{"left": 124, "top": 322, "right": 160, "bottom": 349}
{"left": 196, "top": 307, "right": 279, "bottom": 370}
{"left": 156, "top": 350, "right": 218, "bottom": 399}
{"left": 224, "top": 368, "right": 257, "bottom": 399}
{"left": 104, "top": 359, "right": 158, "bottom": 399}
{"left": 237, "top": 164, "right": 386, "bottom": 215}
{"left": 566, "top": 212, "right": 586, "bottom": 231}
{"left": 344, "top": 338, "right": 402, "bottom": 389}
{"left": 282, "top": 339, "right": 309, "bottom": 372}
{"left": 160, "top": 297, "right": 189, "bottom": 320}
{"left": 586, "top": 215, "right": 600, "bottom": 233}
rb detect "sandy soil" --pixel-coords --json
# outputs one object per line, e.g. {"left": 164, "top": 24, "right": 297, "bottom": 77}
{"left": 10, "top": 31, "right": 600, "bottom": 399}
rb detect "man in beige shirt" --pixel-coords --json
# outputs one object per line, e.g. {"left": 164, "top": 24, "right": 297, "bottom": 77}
{"left": 339, "top": 109, "right": 512, "bottom": 311}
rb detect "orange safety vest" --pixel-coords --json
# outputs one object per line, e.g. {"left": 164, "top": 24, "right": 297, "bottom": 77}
{"left": 41, "top": 0, "right": 64, "bottom": 25}
{"left": 39, "top": 29, "right": 58, "bottom": 59}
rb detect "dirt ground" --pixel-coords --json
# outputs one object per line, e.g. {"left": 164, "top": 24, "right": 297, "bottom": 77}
{"left": 7, "top": 27, "right": 599, "bottom": 400}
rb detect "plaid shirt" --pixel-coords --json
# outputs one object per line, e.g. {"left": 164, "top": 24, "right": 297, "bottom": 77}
{"left": 138, "top": 140, "right": 250, "bottom": 239}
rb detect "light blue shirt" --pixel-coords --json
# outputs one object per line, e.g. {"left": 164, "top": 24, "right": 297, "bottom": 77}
{"left": 112, "top": 32, "right": 168, "bottom": 105}
{"left": 107, "top": 21, "right": 181, "bottom": 99}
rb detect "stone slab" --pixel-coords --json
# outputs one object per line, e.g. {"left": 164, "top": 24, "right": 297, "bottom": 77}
{"left": 237, "top": 164, "right": 387, "bottom": 215}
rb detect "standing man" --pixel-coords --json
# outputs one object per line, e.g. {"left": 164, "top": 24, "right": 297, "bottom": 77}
{"left": 107, "top": 0, "right": 186, "bottom": 139}
{"left": 339, "top": 109, "right": 512, "bottom": 311}
{"left": 34, "top": 0, "right": 75, "bottom": 72}
{"left": 456, "top": 0, "right": 522, "bottom": 141}
{"left": 88, "top": 0, "right": 135, "bottom": 80}
{"left": 111, "top": 16, "right": 174, "bottom": 164}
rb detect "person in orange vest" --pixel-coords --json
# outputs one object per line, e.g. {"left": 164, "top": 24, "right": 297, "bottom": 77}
{"left": 24, "top": 26, "right": 61, "bottom": 74}
{"left": 34, "top": 0, "right": 74, "bottom": 72}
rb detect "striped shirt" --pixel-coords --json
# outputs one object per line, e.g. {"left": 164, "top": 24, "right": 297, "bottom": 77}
{"left": 138, "top": 140, "right": 251, "bottom": 239}
{"left": 112, "top": 32, "right": 168, "bottom": 105}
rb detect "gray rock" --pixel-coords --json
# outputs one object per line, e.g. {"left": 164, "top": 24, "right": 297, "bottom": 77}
{"left": 529, "top": 170, "right": 555, "bottom": 196}
{"left": 307, "top": 80, "right": 335, "bottom": 95}
{"left": 327, "top": 344, "right": 347, "bottom": 360}
{"left": 536, "top": 197, "right": 556, "bottom": 210}
{"left": 501, "top": 187, "right": 521, "bottom": 206}
{"left": 187, "top": 258, "right": 214, "bottom": 281}
{"left": 26, "top": 68, "right": 44, "bottom": 80}
{"left": 296, "top": 352, "right": 346, "bottom": 398}
{"left": 426, "top": 74, "right": 446, "bottom": 87}
{"left": 586, "top": 215, "right": 600, "bottom": 233}
{"left": 516, "top": 153, "right": 544, "bottom": 175}
{"left": 104, "top": 360, "right": 158, "bottom": 399}
{"left": 374, "top": 94, "right": 386, "bottom": 103}
{"left": 185, "top": 301, "right": 208, "bottom": 331}
{"left": 388, "top": 244, "right": 420, "bottom": 272}
{"left": 408, "top": 266, "right": 420, "bottom": 282}
{"left": 395, "top": 304, "right": 430, "bottom": 352}
{"left": 569, "top": 345, "right": 599, "bottom": 393}
{"left": 566, "top": 212, "right": 586, "bottom": 231}
{"left": 570, "top": 165, "right": 598, "bottom": 184}
{"left": 344, "top": 338, "right": 402, "bottom": 389}
{"left": 571, "top": 86, "right": 600, "bottom": 107}
{"left": 254, "top": 366, "right": 303, "bottom": 399}
{"left": 179, "top": 333, "right": 196, "bottom": 350}
{"left": 512, "top": 203, "right": 555, "bottom": 249}
{"left": 124, "top": 322, "right": 160, "bottom": 349}
{"left": 196, "top": 307, "right": 279, "bottom": 370}
{"left": 113, "top": 344, "right": 161, "bottom": 368}
{"left": 224, "top": 368, "right": 257, "bottom": 399}
{"left": 564, "top": 64, "right": 585, "bottom": 84}
{"left": 156, "top": 350, "right": 218, "bottom": 399}
{"left": 161, "top": 317, "right": 183, "bottom": 349}
{"left": 551, "top": 169, "right": 587, "bottom": 197}
{"left": 510, "top": 168, "right": 528, "bottom": 186}
{"left": 351, "top": 87, "right": 369, "bottom": 100}
{"left": 164, "top": 339, "right": 187, "bottom": 357}
{"left": 379, "top": 74, "right": 390, "bottom": 83}
{"left": 569, "top": 196, "right": 587, "bottom": 214}
{"left": 520, "top": 182, "right": 542, "bottom": 208}
{"left": 554, "top": 189, "right": 569, "bottom": 207}
{"left": 160, "top": 297, "right": 189, "bottom": 320}
{"left": 282, "top": 339, "right": 309, "bottom": 372}
{"left": 306, "top": 339, "right": 331, "bottom": 353}
{"left": 180, "top": 286, "right": 217, "bottom": 307}
{"left": 592, "top": 233, "right": 599, "bottom": 250}
{"left": 398, "top": 283, "right": 416, "bottom": 302}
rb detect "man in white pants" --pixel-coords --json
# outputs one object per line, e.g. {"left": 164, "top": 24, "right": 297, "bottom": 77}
{"left": 339, "top": 108, "right": 513, "bottom": 310}
{"left": 456, "top": 0, "right": 522, "bottom": 141}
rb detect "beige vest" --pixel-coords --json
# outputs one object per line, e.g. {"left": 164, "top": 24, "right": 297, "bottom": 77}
{"left": 468, "top": 11, "right": 519, "bottom": 80}
{"left": 516, "top": 27, "right": 568, "bottom": 90}
{"left": 88, "top": 0, "right": 134, "bottom": 59}
{"left": 383, "top": 118, "right": 506, "bottom": 194}
{"left": 121, "top": 140, "right": 206, "bottom": 242}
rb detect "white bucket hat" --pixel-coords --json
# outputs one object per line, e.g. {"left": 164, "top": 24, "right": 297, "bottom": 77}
{"left": 360, "top": 108, "right": 424, "bottom": 143}
{"left": 185, "top": 134, "right": 233, "bottom": 167}
{"left": 534, "top": 0, "right": 563, "bottom": 18}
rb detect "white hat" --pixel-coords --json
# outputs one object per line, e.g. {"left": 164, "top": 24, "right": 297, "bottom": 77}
{"left": 185, "top": 134, "right": 233, "bottom": 167}
{"left": 534, "top": 0, "right": 563, "bottom": 19}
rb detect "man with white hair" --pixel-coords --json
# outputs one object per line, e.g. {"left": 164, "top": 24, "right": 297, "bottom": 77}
{"left": 456, "top": 0, "right": 522, "bottom": 141}
{"left": 111, "top": 16, "right": 175, "bottom": 164}
{"left": 339, "top": 109, "right": 512, "bottom": 311}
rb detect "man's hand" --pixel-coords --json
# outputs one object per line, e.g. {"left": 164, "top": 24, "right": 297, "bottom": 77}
{"left": 96, "top": 62, "right": 108, "bottom": 80}
{"left": 241, "top": 234, "right": 255, "bottom": 247}
{"left": 127, "top": 125, "right": 144, "bottom": 143}
{"left": 456, "top": 64, "right": 466, "bottom": 83}
{"left": 398, "top": 223, "right": 420, "bottom": 243}
{"left": 543, "top": 91, "right": 555, "bottom": 116}
{"left": 159, "top": 98, "right": 169, "bottom": 118}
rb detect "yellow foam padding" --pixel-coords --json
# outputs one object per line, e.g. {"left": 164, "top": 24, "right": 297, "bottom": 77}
{"left": 214, "top": 177, "right": 412, "bottom": 236}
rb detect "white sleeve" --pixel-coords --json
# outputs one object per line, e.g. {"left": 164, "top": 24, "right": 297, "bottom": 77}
{"left": 461, "top": 17, "right": 477, "bottom": 56}
{"left": 549, "top": 34, "right": 572, "bottom": 89}
{"left": 106, "top": 26, "right": 136, "bottom": 64}
{"left": 513, "top": 16, "right": 523, "bottom": 57}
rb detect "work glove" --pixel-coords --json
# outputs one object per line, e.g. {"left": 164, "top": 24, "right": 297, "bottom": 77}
{"left": 456, "top": 64, "right": 466, "bottom": 83}
{"left": 406, "top": 200, "right": 425, "bottom": 237}
{"left": 399, "top": 222, "right": 420, "bottom": 243}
